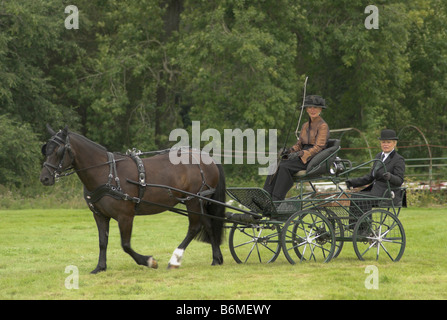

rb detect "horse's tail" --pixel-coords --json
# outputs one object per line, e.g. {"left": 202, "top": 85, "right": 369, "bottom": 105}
{"left": 196, "top": 163, "right": 226, "bottom": 246}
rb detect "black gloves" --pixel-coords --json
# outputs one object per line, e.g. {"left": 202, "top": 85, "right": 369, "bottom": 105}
{"left": 382, "top": 172, "right": 392, "bottom": 181}
{"left": 288, "top": 150, "right": 304, "bottom": 161}
{"left": 280, "top": 148, "right": 304, "bottom": 160}
{"left": 279, "top": 148, "right": 290, "bottom": 158}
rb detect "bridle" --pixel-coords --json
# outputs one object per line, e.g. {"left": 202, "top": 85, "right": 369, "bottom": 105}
{"left": 41, "top": 130, "right": 127, "bottom": 180}
{"left": 41, "top": 131, "right": 74, "bottom": 179}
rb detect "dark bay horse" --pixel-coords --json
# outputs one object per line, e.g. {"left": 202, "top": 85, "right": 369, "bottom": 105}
{"left": 39, "top": 126, "right": 226, "bottom": 273}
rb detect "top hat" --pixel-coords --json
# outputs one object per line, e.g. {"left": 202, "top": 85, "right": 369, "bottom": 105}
{"left": 379, "top": 129, "right": 399, "bottom": 140}
{"left": 302, "top": 95, "right": 327, "bottom": 109}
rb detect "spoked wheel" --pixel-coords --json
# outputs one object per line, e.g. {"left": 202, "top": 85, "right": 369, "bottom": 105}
{"left": 281, "top": 210, "right": 336, "bottom": 264}
{"left": 320, "top": 208, "right": 344, "bottom": 259}
{"left": 353, "top": 209, "right": 406, "bottom": 261}
{"left": 229, "top": 223, "right": 282, "bottom": 264}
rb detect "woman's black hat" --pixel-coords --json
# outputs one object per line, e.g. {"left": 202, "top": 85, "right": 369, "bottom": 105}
{"left": 302, "top": 95, "right": 327, "bottom": 109}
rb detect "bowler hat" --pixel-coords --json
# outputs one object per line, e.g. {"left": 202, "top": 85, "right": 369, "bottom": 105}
{"left": 379, "top": 129, "right": 399, "bottom": 140}
{"left": 302, "top": 95, "right": 327, "bottom": 109}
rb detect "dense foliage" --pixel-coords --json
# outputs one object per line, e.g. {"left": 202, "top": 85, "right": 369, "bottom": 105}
{"left": 1, "top": 0, "right": 446, "bottom": 186}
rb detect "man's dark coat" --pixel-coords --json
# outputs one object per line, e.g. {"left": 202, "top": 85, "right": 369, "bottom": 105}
{"left": 349, "top": 150, "right": 405, "bottom": 200}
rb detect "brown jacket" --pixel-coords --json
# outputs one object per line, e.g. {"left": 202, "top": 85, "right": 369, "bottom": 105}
{"left": 291, "top": 116, "right": 329, "bottom": 164}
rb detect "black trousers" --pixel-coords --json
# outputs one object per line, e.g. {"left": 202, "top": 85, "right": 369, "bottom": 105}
{"left": 263, "top": 158, "right": 307, "bottom": 201}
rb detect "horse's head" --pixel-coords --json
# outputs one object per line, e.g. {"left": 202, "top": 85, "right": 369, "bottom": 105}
{"left": 40, "top": 125, "right": 74, "bottom": 186}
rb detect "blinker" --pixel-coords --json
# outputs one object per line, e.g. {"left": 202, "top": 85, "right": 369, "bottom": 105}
{"left": 41, "top": 144, "right": 47, "bottom": 156}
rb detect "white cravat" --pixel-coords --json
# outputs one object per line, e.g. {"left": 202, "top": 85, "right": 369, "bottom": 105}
{"left": 381, "top": 149, "right": 394, "bottom": 162}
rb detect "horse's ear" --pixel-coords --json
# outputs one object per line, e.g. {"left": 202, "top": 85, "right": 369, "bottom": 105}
{"left": 62, "top": 126, "right": 69, "bottom": 135}
{"left": 46, "top": 124, "right": 56, "bottom": 136}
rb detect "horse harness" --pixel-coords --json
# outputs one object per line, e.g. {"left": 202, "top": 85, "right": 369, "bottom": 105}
{"left": 42, "top": 131, "right": 217, "bottom": 216}
{"left": 83, "top": 151, "right": 142, "bottom": 213}
{"left": 84, "top": 148, "right": 216, "bottom": 216}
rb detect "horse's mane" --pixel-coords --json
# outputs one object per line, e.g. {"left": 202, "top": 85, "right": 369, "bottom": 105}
{"left": 69, "top": 131, "right": 108, "bottom": 152}
{"left": 68, "top": 131, "right": 190, "bottom": 157}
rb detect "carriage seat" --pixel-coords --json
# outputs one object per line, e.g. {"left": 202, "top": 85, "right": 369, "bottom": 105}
{"left": 293, "top": 139, "right": 341, "bottom": 180}
{"left": 377, "top": 187, "right": 407, "bottom": 208}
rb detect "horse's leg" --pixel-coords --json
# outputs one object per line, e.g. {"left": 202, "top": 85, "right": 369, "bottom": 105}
{"left": 203, "top": 217, "right": 224, "bottom": 266}
{"left": 167, "top": 212, "right": 202, "bottom": 269}
{"left": 91, "top": 211, "right": 110, "bottom": 274}
{"left": 118, "top": 214, "right": 158, "bottom": 269}
{"left": 167, "top": 200, "right": 223, "bottom": 268}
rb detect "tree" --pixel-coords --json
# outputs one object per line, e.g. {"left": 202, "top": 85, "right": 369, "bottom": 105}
{"left": 405, "top": 0, "right": 447, "bottom": 154}
{"left": 0, "top": 115, "right": 40, "bottom": 186}
{"left": 0, "top": 0, "right": 80, "bottom": 135}
{"left": 294, "top": 0, "right": 413, "bottom": 133}
{"left": 177, "top": 0, "right": 299, "bottom": 134}
{"left": 1, "top": 0, "right": 446, "bottom": 187}
{"left": 73, "top": 0, "right": 184, "bottom": 150}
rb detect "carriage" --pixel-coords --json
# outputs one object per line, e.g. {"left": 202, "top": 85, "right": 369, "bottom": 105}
{"left": 40, "top": 127, "right": 406, "bottom": 272}
{"left": 225, "top": 139, "right": 406, "bottom": 264}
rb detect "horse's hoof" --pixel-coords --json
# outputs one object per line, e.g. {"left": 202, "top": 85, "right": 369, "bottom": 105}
{"left": 148, "top": 256, "right": 158, "bottom": 269}
{"left": 90, "top": 266, "right": 106, "bottom": 274}
{"left": 167, "top": 263, "right": 180, "bottom": 270}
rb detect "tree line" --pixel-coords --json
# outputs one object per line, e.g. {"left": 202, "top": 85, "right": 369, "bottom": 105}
{"left": 1, "top": 0, "right": 446, "bottom": 186}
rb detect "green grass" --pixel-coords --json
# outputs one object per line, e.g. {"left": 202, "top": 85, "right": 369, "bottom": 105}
{"left": 0, "top": 207, "right": 446, "bottom": 300}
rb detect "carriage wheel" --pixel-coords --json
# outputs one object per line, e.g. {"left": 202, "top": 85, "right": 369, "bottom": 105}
{"left": 353, "top": 209, "right": 406, "bottom": 261}
{"left": 321, "top": 208, "right": 344, "bottom": 259}
{"left": 281, "top": 210, "right": 336, "bottom": 264}
{"left": 229, "top": 223, "right": 281, "bottom": 264}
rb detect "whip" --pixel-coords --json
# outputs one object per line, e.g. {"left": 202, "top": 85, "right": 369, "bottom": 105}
{"left": 280, "top": 76, "right": 308, "bottom": 152}
{"left": 270, "top": 76, "right": 308, "bottom": 183}
{"left": 295, "top": 76, "right": 308, "bottom": 141}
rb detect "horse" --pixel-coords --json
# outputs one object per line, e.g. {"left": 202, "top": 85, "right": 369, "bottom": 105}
{"left": 39, "top": 125, "right": 226, "bottom": 273}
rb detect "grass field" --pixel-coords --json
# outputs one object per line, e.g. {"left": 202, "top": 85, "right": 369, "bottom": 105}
{"left": 0, "top": 207, "right": 446, "bottom": 300}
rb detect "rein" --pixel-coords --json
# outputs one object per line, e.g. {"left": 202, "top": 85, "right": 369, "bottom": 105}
{"left": 57, "top": 158, "right": 127, "bottom": 178}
